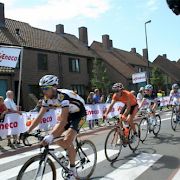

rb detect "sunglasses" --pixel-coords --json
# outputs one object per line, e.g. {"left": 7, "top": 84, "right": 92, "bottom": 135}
{"left": 41, "top": 86, "right": 53, "bottom": 91}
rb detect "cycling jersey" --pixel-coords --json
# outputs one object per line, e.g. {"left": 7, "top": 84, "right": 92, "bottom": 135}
{"left": 170, "top": 90, "right": 180, "bottom": 105}
{"left": 42, "top": 89, "right": 86, "bottom": 115}
{"left": 112, "top": 90, "right": 137, "bottom": 106}
{"left": 143, "top": 93, "right": 157, "bottom": 108}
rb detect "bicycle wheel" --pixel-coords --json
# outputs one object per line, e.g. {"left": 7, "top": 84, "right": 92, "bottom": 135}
{"left": 17, "top": 154, "right": 56, "bottom": 180}
{"left": 76, "top": 140, "right": 97, "bottom": 180}
{"left": 139, "top": 118, "right": 148, "bottom": 143}
{"left": 171, "top": 107, "right": 177, "bottom": 131}
{"left": 128, "top": 123, "right": 140, "bottom": 152}
{"left": 104, "top": 127, "right": 122, "bottom": 162}
{"left": 153, "top": 115, "right": 161, "bottom": 136}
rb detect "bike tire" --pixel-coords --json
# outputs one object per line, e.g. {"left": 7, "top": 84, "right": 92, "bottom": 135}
{"left": 171, "top": 107, "right": 177, "bottom": 131}
{"left": 153, "top": 115, "right": 161, "bottom": 137}
{"left": 17, "top": 154, "right": 56, "bottom": 180}
{"left": 139, "top": 117, "right": 148, "bottom": 143}
{"left": 76, "top": 139, "right": 97, "bottom": 180}
{"left": 104, "top": 128, "right": 122, "bottom": 162}
{"left": 128, "top": 123, "right": 140, "bottom": 152}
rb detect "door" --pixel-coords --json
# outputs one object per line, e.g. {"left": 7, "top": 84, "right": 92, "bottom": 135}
{"left": 0, "top": 79, "right": 8, "bottom": 98}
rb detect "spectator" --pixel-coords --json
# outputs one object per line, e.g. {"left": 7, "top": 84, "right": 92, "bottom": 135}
{"left": 100, "top": 95, "right": 105, "bottom": 103}
{"left": 93, "top": 89, "right": 101, "bottom": 126}
{"left": 4, "top": 90, "right": 21, "bottom": 146}
{"left": 86, "top": 92, "right": 95, "bottom": 129}
{"left": 87, "top": 92, "right": 94, "bottom": 104}
{"left": 137, "top": 87, "right": 145, "bottom": 106}
{"left": 0, "top": 96, "right": 8, "bottom": 123}
{"left": 130, "top": 90, "right": 136, "bottom": 96}
{"left": 106, "top": 93, "right": 113, "bottom": 103}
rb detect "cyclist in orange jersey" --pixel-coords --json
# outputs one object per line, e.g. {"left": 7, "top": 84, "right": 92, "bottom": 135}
{"left": 103, "top": 83, "right": 138, "bottom": 133}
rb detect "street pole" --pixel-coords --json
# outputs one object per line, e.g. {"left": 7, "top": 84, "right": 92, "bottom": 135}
{"left": 145, "top": 20, "right": 151, "bottom": 84}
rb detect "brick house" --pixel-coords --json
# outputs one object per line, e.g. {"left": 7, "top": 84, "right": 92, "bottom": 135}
{"left": 91, "top": 34, "right": 150, "bottom": 91}
{"left": 0, "top": 3, "right": 94, "bottom": 110}
{"left": 153, "top": 54, "right": 180, "bottom": 92}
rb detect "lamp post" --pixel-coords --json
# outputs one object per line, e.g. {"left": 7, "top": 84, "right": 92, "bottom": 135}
{"left": 145, "top": 20, "right": 151, "bottom": 84}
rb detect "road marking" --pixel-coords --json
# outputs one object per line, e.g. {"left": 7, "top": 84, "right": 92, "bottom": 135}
{"left": 0, "top": 145, "right": 59, "bottom": 166}
{"left": 172, "top": 168, "right": 180, "bottom": 180}
{"left": 100, "top": 153, "right": 162, "bottom": 180}
{"left": 43, "top": 149, "right": 119, "bottom": 179}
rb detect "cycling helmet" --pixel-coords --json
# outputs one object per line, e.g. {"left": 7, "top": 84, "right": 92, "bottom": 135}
{"left": 145, "top": 84, "right": 153, "bottom": 91}
{"left": 39, "top": 75, "right": 59, "bottom": 86}
{"left": 172, "top": 83, "right": 179, "bottom": 89}
{"left": 112, "top": 83, "right": 124, "bottom": 92}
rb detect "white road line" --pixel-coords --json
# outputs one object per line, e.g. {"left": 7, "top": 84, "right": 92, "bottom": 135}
{"left": 0, "top": 145, "right": 59, "bottom": 165}
{"left": 100, "top": 153, "right": 162, "bottom": 180}
{"left": 43, "top": 149, "right": 119, "bottom": 179}
{"left": 172, "top": 168, "right": 180, "bottom": 180}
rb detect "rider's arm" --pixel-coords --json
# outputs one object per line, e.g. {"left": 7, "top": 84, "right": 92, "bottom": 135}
{"left": 28, "top": 106, "right": 47, "bottom": 133}
{"left": 104, "top": 100, "right": 116, "bottom": 116}
{"left": 139, "top": 98, "right": 145, "bottom": 109}
{"left": 51, "top": 107, "right": 69, "bottom": 138}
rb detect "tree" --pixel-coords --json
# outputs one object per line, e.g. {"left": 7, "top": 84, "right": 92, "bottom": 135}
{"left": 90, "top": 58, "right": 111, "bottom": 94}
{"left": 150, "top": 67, "right": 164, "bottom": 90}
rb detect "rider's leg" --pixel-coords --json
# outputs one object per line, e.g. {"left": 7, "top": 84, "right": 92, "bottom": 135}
{"left": 56, "top": 128, "right": 77, "bottom": 165}
{"left": 127, "top": 105, "right": 139, "bottom": 133}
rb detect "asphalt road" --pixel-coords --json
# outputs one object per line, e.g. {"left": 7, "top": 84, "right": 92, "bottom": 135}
{"left": 0, "top": 111, "right": 179, "bottom": 180}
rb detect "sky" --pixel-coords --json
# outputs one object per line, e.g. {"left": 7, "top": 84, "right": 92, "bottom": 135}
{"left": 1, "top": 0, "right": 180, "bottom": 61}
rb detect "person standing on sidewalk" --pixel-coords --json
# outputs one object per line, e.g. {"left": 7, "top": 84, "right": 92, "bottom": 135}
{"left": 93, "top": 89, "right": 101, "bottom": 126}
{"left": 4, "top": 90, "right": 21, "bottom": 146}
{"left": 86, "top": 92, "right": 95, "bottom": 129}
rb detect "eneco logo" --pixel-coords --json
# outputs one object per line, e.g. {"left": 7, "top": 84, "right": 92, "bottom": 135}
{"left": 0, "top": 51, "right": 18, "bottom": 62}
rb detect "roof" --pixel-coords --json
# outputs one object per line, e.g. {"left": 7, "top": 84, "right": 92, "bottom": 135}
{"left": 113, "top": 48, "right": 149, "bottom": 67}
{"left": 172, "top": 60, "right": 180, "bottom": 69}
{"left": 153, "top": 55, "right": 180, "bottom": 82}
{"left": 91, "top": 41, "right": 136, "bottom": 79}
{"left": 0, "top": 19, "right": 93, "bottom": 57}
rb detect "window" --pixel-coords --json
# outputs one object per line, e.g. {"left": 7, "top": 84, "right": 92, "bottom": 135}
{"left": 37, "top": 53, "right": 48, "bottom": 70}
{"left": 71, "top": 85, "right": 85, "bottom": 97}
{"left": 138, "top": 67, "right": 143, "bottom": 72}
{"left": 69, "top": 58, "right": 80, "bottom": 72}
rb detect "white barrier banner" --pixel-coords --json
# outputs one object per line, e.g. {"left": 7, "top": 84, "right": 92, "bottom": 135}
{"left": 86, "top": 102, "right": 124, "bottom": 120}
{"left": 0, "top": 113, "right": 25, "bottom": 137}
{"left": 158, "top": 96, "right": 171, "bottom": 106}
{"left": 0, "top": 47, "right": 21, "bottom": 68}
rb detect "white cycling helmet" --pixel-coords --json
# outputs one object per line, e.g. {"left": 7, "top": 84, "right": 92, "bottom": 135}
{"left": 145, "top": 84, "right": 153, "bottom": 91}
{"left": 112, "top": 83, "right": 124, "bottom": 92}
{"left": 172, "top": 83, "right": 179, "bottom": 90}
{"left": 39, "top": 75, "right": 59, "bottom": 87}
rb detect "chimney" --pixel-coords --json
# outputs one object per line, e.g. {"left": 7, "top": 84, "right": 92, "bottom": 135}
{"left": 56, "top": 24, "right": 64, "bottom": 34}
{"left": 102, "top": 34, "right": 110, "bottom": 49}
{"left": 0, "top": 3, "right": 5, "bottom": 28}
{"left": 131, "top": 48, "right": 136, "bottom": 53}
{"left": 142, "top": 48, "right": 148, "bottom": 60}
{"left": 78, "top": 27, "right": 88, "bottom": 46}
{"left": 109, "top": 39, "right": 113, "bottom": 48}
{"left": 162, "top": 54, "right": 167, "bottom": 59}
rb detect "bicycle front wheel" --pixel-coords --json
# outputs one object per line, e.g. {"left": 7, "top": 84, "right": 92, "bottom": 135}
{"left": 171, "top": 107, "right": 177, "bottom": 131}
{"left": 17, "top": 154, "right": 56, "bottom": 180}
{"left": 76, "top": 139, "right": 97, "bottom": 180}
{"left": 153, "top": 115, "right": 161, "bottom": 136}
{"left": 139, "top": 118, "right": 148, "bottom": 143}
{"left": 104, "top": 127, "right": 122, "bottom": 162}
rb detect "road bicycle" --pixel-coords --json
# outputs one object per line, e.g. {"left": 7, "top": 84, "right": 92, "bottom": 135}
{"left": 171, "top": 104, "right": 180, "bottom": 131}
{"left": 104, "top": 116, "right": 140, "bottom": 162}
{"left": 139, "top": 109, "right": 161, "bottom": 143}
{"left": 17, "top": 131, "right": 97, "bottom": 180}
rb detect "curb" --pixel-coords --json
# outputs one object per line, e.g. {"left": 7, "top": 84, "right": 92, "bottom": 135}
{"left": 0, "top": 125, "right": 111, "bottom": 159}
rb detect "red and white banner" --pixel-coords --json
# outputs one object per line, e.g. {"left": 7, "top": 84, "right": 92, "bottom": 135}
{"left": 132, "top": 72, "right": 147, "bottom": 84}
{"left": 0, "top": 47, "right": 21, "bottom": 68}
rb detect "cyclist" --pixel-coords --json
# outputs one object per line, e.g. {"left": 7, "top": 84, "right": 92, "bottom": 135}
{"left": 169, "top": 84, "right": 180, "bottom": 121}
{"left": 22, "top": 75, "right": 86, "bottom": 180}
{"left": 139, "top": 84, "right": 158, "bottom": 130}
{"left": 103, "top": 83, "right": 138, "bottom": 134}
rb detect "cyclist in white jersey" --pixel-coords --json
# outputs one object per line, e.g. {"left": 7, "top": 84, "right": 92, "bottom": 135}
{"left": 169, "top": 84, "right": 180, "bottom": 121}
{"left": 22, "top": 75, "right": 86, "bottom": 180}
